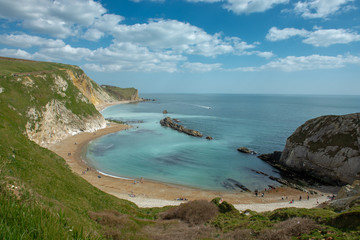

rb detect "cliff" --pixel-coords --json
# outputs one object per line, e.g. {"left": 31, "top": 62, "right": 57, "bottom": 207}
{"left": 279, "top": 113, "right": 360, "bottom": 185}
{"left": 0, "top": 57, "right": 118, "bottom": 147}
{"left": 101, "top": 85, "right": 139, "bottom": 101}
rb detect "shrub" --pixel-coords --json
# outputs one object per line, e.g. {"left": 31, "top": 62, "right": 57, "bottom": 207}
{"left": 219, "top": 201, "right": 237, "bottom": 213}
{"left": 161, "top": 200, "right": 219, "bottom": 225}
{"left": 258, "top": 217, "right": 319, "bottom": 240}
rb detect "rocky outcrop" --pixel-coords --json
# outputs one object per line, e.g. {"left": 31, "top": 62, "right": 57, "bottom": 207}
{"left": 26, "top": 99, "right": 105, "bottom": 147}
{"left": 237, "top": 147, "right": 257, "bottom": 155}
{"left": 279, "top": 113, "right": 360, "bottom": 185}
{"left": 2, "top": 59, "right": 117, "bottom": 147}
{"left": 330, "top": 180, "right": 360, "bottom": 211}
{"left": 160, "top": 117, "right": 203, "bottom": 137}
{"left": 163, "top": 110, "right": 168, "bottom": 114}
{"left": 258, "top": 151, "right": 282, "bottom": 162}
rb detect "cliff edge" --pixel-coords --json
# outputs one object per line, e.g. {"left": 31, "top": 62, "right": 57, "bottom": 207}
{"left": 279, "top": 113, "right": 360, "bottom": 185}
{"left": 0, "top": 57, "right": 130, "bottom": 147}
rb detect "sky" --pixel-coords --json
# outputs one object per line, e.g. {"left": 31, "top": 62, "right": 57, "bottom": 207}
{"left": 0, "top": 0, "right": 359, "bottom": 95}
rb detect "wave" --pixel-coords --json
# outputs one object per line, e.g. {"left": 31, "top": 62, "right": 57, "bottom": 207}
{"left": 96, "top": 170, "right": 134, "bottom": 180}
{"left": 178, "top": 102, "right": 211, "bottom": 109}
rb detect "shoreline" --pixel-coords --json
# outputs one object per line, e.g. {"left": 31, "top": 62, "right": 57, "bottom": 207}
{"left": 49, "top": 126, "right": 335, "bottom": 211}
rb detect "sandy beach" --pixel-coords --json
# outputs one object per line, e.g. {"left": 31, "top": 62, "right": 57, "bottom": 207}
{"left": 48, "top": 102, "right": 337, "bottom": 211}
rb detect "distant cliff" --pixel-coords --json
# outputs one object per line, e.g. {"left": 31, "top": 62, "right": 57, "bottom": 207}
{"left": 101, "top": 85, "right": 139, "bottom": 101}
{"left": 279, "top": 113, "right": 360, "bottom": 185}
{"left": 0, "top": 57, "right": 124, "bottom": 147}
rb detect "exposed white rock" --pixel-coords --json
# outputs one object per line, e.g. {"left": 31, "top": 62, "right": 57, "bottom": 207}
{"left": 280, "top": 113, "right": 360, "bottom": 184}
{"left": 26, "top": 99, "right": 106, "bottom": 147}
{"left": 0, "top": 87, "right": 3, "bottom": 93}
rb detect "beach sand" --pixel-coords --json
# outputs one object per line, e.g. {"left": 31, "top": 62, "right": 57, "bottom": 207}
{"left": 48, "top": 101, "right": 336, "bottom": 211}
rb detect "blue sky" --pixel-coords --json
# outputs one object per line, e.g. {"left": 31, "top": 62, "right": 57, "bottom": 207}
{"left": 0, "top": 0, "right": 359, "bottom": 95}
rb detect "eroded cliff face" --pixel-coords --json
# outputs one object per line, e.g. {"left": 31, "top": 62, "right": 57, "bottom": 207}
{"left": 66, "top": 68, "right": 115, "bottom": 106}
{"left": 280, "top": 113, "right": 360, "bottom": 185}
{"left": 26, "top": 99, "right": 106, "bottom": 147}
{"left": 1, "top": 65, "right": 113, "bottom": 148}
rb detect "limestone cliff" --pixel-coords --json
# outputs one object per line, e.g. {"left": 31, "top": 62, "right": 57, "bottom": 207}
{"left": 280, "top": 113, "right": 360, "bottom": 185}
{"left": 0, "top": 57, "right": 118, "bottom": 147}
{"left": 66, "top": 68, "right": 115, "bottom": 106}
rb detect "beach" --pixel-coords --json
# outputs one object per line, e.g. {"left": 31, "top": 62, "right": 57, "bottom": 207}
{"left": 49, "top": 105, "right": 336, "bottom": 211}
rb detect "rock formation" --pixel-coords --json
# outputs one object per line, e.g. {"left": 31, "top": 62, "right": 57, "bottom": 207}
{"left": 237, "top": 147, "right": 257, "bottom": 155}
{"left": 0, "top": 58, "right": 139, "bottom": 148}
{"left": 279, "top": 113, "right": 360, "bottom": 185}
{"left": 160, "top": 117, "right": 203, "bottom": 137}
{"left": 330, "top": 180, "right": 360, "bottom": 211}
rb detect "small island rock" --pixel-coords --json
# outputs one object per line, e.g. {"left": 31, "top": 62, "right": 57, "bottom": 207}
{"left": 163, "top": 110, "right": 168, "bottom": 114}
{"left": 237, "top": 147, "right": 257, "bottom": 155}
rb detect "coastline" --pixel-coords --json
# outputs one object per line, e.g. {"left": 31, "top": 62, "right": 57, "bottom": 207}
{"left": 49, "top": 121, "right": 335, "bottom": 211}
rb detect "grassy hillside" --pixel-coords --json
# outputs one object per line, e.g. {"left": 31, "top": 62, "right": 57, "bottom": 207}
{"left": 101, "top": 85, "right": 139, "bottom": 101}
{"left": 0, "top": 57, "right": 359, "bottom": 239}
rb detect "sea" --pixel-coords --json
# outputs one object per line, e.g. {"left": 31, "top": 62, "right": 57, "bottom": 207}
{"left": 85, "top": 94, "right": 360, "bottom": 191}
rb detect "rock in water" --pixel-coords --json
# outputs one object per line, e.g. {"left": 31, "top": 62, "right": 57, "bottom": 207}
{"left": 163, "top": 110, "right": 168, "bottom": 114}
{"left": 237, "top": 147, "right": 257, "bottom": 155}
{"left": 280, "top": 113, "right": 360, "bottom": 185}
{"left": 160, "top": 117, "right": 203, "bottom": 137}
{"left": 206, "top": 136, "right": 213, "bottom": 140}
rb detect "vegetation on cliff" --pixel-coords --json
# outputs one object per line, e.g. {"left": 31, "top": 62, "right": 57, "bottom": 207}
{"left": 0, "top": 57, "right": 359, "bottom": 239}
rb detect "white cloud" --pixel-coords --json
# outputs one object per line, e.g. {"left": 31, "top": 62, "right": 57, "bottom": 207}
{"left": 266, "top": 27, "right": 308, "bottom": 41}
{"left": 186, "top": 0, "right": 289, "bottom": 14}
{"left": 303, "top": 29, "right": 360, "bottom": 47}
{"left": 0, "top": 48, "right": 33, "bottom": 59}
{"left": 264, "top": 54, "right": 360, "bottom": 71}
{"left": 266, "top": 27, "right": 360, "bottom": 47}
{"left": 35, "top": 45, "right": 92, "bottom": 61}
{"left": 112, "top": 19, "right": 256, "bottom": 57}
{"left": 182, "top": 62, "right": 222, "bottom": 72}
{"left": 254, "top": 51, "right": 275, "bottom": 58}
{"left": 0, "top": 34, "right": 65, "bottom": 48}
{"left": 224, "top": 0, "right": 289, "bottom": 14}
{"left": 233, "top": 54, "right": 360, "bottom": 72}
{"left": 294, "top": 0, "right": 355, "bottom": 19}
{"left": 0, "top": 0, "right": 109, "bottom": 38}
{"left": 84, "top": 41, "right": 185, "bottom": 72}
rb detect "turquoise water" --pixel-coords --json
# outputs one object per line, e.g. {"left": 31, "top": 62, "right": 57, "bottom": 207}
{"left": 86, "top": 94, "right": 360, "bottom": 191}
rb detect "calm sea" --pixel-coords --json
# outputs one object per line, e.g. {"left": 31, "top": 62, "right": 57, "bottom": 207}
{"left": 85, "top": 94, "right": 360, "bottom": 191}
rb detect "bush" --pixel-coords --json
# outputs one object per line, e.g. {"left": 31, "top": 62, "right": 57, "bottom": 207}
{"left": 161, "top": 200, "right": 219, "bottom": 225}
{"left": 219, "top": 201, "right": 237, "bottom": 213}
{"left": 258, "top": 217, "right": 319, "bottom": 240}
